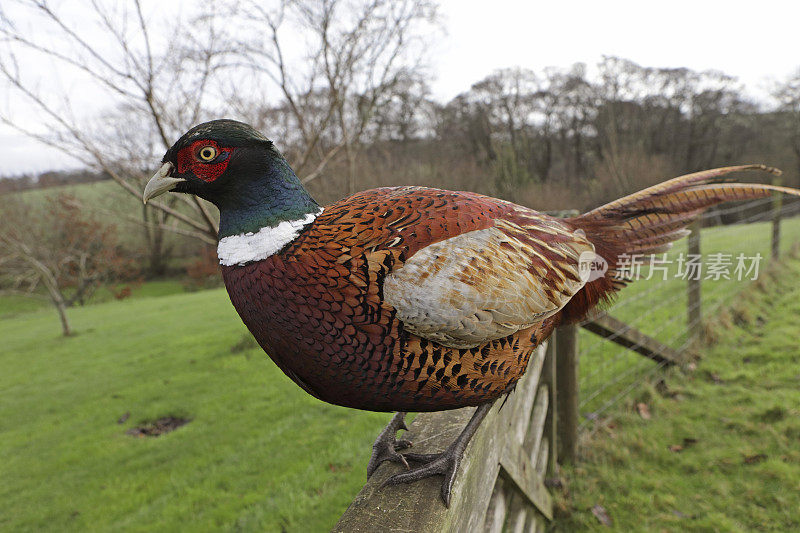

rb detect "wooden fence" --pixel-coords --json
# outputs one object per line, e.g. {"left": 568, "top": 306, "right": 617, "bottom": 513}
{"left": 335, "top": 192, "right": 798, "bottom": 531}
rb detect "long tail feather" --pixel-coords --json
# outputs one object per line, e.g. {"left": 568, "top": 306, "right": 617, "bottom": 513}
{"left": 581, "top": 164, "right": 783, "bottom": 220}
{"left": 558, "top": 164, "right": 800, "bottom": 323}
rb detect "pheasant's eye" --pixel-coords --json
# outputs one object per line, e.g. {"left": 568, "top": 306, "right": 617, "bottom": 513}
{"left": 197, "top": 145, "right": 218, "bottom": 162}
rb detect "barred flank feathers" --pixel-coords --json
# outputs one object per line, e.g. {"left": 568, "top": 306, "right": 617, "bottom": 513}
{"left": 558, "top": 165, "right": 800, "bottom": 323}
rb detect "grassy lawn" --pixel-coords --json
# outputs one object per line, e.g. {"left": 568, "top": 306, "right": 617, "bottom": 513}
{"left": 555, "top": 249, "right": 800, "bottom": 531}
{"left": 0, "top": 288, "right": 391, "bottom": 532}
{"left": 0, "top": 280, "right": 190, "bottom": 320}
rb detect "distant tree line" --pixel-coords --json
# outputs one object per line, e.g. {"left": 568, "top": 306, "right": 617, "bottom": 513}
{"left": 299, "top": 58, "right": 800, "bottom": 212}
{"left": 0, "top": 169, "right": 110, "bottom": 194}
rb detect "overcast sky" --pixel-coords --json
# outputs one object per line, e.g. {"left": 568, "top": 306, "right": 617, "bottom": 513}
{"left": 432, "top": 0, "right": 800, "bottom": 100}
{"left": 3, "top": 0, "right": 800, "bottom": 174}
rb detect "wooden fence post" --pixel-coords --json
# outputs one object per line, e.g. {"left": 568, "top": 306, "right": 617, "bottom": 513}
{"left": 687, "top": 221, "right": 702, "bottom": 341}
{"left": 542, "top": 339, "right": 558, "bottom": 476}
{"left": 555, "top": 324, "right": 579, "bottom": 464}
{"left": 772, "top": 176, "right": 783, "bottom": 260}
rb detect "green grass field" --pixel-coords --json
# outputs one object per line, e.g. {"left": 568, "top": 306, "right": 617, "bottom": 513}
{"left": 0, "top": 287, "right": 393, "bottom": 532}
{"left": 1, "top": 216, "right": 798, "bottom": 531}
{"left": 555, "top": 249, "right": 800, "bottom": 531}
{"left": 0, "top": 280, "right": 189, "bottom": 320}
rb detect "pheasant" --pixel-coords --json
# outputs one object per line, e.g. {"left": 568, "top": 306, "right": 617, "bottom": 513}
{"left": 144, "top": 119, "right": 800, "bottom": 505}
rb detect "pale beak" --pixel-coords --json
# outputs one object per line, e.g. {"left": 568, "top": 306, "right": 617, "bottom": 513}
{"left": 143, "top": 162, "right": 183, "bottom": 204}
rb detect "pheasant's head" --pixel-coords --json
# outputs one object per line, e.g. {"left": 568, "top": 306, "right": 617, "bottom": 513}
{"left": 144, "top": 119, "right": 318, "bottom": 238}
{"left": 143, "top": 119, "right": 279, "bottom": 206}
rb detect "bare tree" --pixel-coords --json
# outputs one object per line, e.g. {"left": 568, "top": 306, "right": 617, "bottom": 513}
{"left": 470, "top": 68, "right": 537, "bottom": 185}
{"left": 592, "top": 57, "right": 752, "bottom": 196}
{"left": 0, "top": 0, "right": 231, "bottom": 274}
{"left": 0, "top": 194, "right": 135, "bottom": 336}
{"left": 467, "top": 67, "right": 573, "bottom": 186}
{"left": 228, "top": 0, "right": 439, "bottom": 193}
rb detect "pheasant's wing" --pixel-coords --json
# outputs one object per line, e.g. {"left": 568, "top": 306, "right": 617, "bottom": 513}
{"left": 381, "top": 210, "right": 594, "bottom": 349}
{"left": 303, "top": 186, "right": 594, "bottom": 349}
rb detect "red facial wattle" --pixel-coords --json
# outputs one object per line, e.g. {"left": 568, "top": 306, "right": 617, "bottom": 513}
{"left": 176, "top": 140, "right": 232, "bottom": 182}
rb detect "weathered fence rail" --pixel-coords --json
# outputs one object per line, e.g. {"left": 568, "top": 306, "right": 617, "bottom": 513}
{"left": 336, "top": 193, "right": 800, "bottom": 531}
{"left": 580, "top": 312, "right": 681, "bottom": 365}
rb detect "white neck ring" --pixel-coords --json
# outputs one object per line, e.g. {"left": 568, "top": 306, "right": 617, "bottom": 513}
{"left": 217, "top": 208, "right": 322, "bottom": 266}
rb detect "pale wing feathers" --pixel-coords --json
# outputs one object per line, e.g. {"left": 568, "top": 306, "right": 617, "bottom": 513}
{"left": 383, "top": 218, "right": 593, "bottom": 348}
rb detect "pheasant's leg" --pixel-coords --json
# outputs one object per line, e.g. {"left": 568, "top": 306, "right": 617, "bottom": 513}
{"left": 367, "top": 411, "right": 413, "bottom": 478}
{"left": 383, "top": 402, "right": 493, "bottom": 507}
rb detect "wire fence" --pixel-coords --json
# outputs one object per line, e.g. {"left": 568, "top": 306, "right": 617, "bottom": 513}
{"left": 572, "top": 194, "right": 800, "bottom": 431}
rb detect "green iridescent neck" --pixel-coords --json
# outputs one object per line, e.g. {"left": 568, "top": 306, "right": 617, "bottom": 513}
{"left": 217, "top": 156, "right": 319, "bottom": 239}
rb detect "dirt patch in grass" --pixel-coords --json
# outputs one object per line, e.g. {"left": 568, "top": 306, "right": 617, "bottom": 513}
{"left": 126, "top": 416, "right": 190, "bottom": 437}
{"left": 229, "top": 333, "right": 259, "bottom": 354}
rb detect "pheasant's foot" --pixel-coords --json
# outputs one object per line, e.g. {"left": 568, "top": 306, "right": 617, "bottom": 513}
{"left": 366, "top": 411, "right": 412, "bottom": 478}
{"left": 382, "top": 403, "right": 493, "bottom": 507}
{"left": 383, "top": 447, "right": 463, "bottom": 507}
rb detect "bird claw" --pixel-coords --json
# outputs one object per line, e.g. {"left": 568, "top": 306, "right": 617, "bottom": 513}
{"left": 367, "top": 438, "right": 413, "bottom": 477}
{"left": 366, "top": 412, "right": 412, "bottom": 478}
{"left": 382, "top": 449, "right": 461, "bottom": 507}
{"left": 377, "top": 403, "right": 494, "bottom": 508}
{"left": 402, "top": 452, "right": 439, "bottom": 463}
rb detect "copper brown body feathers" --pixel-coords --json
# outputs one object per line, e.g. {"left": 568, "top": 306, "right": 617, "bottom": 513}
{"left": 222, "top": 166, "right": 800, "bottom": 412}
{"left": 222, "top": 187, "right": 577, "bottom": 411}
